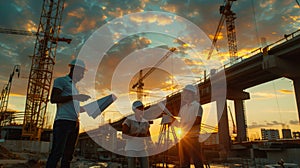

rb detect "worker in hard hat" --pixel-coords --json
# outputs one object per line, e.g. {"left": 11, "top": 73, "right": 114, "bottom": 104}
{"left": 173, "top": 84, "right": 204, "bottom": 168}
{"left": 122, "top": 100, "right": 152, "bottom": 168}
{"left": 46, "top": 58, "right": 90, "bottom": 168}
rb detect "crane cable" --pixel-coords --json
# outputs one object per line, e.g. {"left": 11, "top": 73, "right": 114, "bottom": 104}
{"left": 272, "top": 81, "right": 283, "bottom": 125}
{"left": 251, "top": 0, "right": 261, "bottom": 48}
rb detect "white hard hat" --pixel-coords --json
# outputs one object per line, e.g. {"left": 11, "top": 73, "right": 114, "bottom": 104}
{"left": 69, "top": 59, "right": 86, "bottom": 69}
{"left": 183, "top": 84, "right": 197, "bottom": 94}
{"left": 132, "top": 100, "right": 144, "bottom": 110}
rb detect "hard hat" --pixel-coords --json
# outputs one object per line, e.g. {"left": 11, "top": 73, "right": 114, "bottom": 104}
{"left": 132, "top": 100, "right": 144, "bottom": 110}
{"left": 69, "top": 59, "right": 86, "bottom": 69}
{"left": 183, "top": 84, "right": 197, "bottom": 94}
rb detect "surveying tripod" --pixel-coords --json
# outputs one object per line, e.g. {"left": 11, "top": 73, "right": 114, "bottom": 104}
{"left": 155, "top": 114, "right": 178, "bottom": 168}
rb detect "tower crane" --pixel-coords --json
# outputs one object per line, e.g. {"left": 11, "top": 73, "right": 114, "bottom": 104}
{"left": 207, "top": 0, "right": 237, "bottom": 62}
{"left": 0, "top": 65, "right": 20, "bottom": 126}
{"left": 21, "top": 0, "right": 68, "bottom": 141}
{"left": 132, "top": 47, "right": 176, "bottom": 100}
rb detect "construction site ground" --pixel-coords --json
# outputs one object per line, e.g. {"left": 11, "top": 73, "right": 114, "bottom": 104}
{"left": 0, "top": 144, "right": 111, "bottom": 168}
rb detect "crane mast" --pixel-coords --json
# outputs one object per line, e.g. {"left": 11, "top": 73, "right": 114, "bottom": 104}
{"left": 22, "top": 0, "right": 66, "bottom": 140}
{"left": 222, "top": 0, "right": 238, "bottom": 61}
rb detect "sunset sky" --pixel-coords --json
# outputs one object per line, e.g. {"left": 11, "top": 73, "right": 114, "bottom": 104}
{"left": 0, "top": 0, "right": 299, "bottom": 140}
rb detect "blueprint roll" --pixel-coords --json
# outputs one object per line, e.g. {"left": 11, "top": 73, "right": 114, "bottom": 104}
{"left": 83, "top": 94, "right": 117, "bottom": 119}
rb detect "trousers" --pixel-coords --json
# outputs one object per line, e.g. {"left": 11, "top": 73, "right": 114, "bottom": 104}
{"left": 46, "top": 120, "right": 79, "bottom": 168}
{"left": 179, "top": 136, "right": 204, "bottom": 168}
{"left": 126, "top": 150, "right": 149, "bottom": 168}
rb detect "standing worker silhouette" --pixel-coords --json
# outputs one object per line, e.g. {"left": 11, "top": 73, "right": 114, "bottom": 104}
{"left": 174, "top": 84, "right": 204, "bottom": 168}
{"left": 122, "top": 100, "right": 151, "bottom": 168}
{"left": 46, "top": 59, "right": 90, "bottom": 168}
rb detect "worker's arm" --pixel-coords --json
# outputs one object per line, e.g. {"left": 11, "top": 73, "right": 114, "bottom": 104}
{"left": 80, "top": 106, "right": 86, "bottom": 113}
{"left": 122, "top": 123, "right": 135, "bottom": 138}
{"left": 122, "top": 123, "right": 141, "bottom": 137}
{"left": 172, "top": 117, "right": 180, "bottom": 127}
{"left": 123, "top": 122, "right": 150, "bottom": 137}
{"left": 193, "top": 104, "right": 203, "bottom": 126}
{"left": 193, "top": 116, "right": 202, "bottom": 126}
{"left": 50, "top": 87, "right": 90, "bottom": 104}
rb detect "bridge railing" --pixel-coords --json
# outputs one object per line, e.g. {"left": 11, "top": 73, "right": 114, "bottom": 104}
{"left": 222, "top": 28, "right": 300, "bottom": 69}
{"left": 265, "top": 28, "right": 300, "bottom": 52}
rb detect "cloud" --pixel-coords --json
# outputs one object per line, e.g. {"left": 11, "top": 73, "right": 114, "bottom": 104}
{"left": 128, "top": 13, "right": 174, "bottom": 26}
{"left": 266, "top": 120, "right": 283, "bottom": 126}
{"left": 289, "top": 120, "right": 299, "bottom": 125}
{"left": 248, "top": 122, "right": 266, "bottom": 129}
{"left": 278, "top": 89, "right": 293, "bottom": 94}
{"left": 251, "top": 92, "right": 277, "bottom": 99}
{"left": 67, "top": 7, "right": 86, "bottom": 19}
{"left": 248, "top": 117, "right": 300, "bottom": 129}
{"left": 248, "top": 120, "right": 286, "bottom": 129}
{"left": 1, "top": 0, "right": 299, "bottom": 113}
{"left": 8, "top": 93, "right": 25, "bottom": 97}
{"left": 250, "top": 89, "right": 293, "bottom": 100}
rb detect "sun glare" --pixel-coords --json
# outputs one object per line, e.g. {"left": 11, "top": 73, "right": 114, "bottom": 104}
{"left": 176, "top": 128, "right": 182, "bottom": 138}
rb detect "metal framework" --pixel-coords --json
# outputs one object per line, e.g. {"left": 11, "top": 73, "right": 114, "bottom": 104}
{"left": 22, "top": 0, "right": 66, "bottom": 140}
{"left": 0, "top": 28, "right": 71, "bottom": 43}
{"left": 207, "top": 0, "right": 237, "bottom": 61}
{"left": 222, "top": 2, "right": 238, "bottom": 61}
{"left": 0, "top": 65, "right": 20, "bottom": 126}
{"left": 132, "top": 47, "right": 176, "bottom": 100}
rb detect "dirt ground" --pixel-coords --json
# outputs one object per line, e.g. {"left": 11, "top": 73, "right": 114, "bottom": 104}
{"left": 0, "top": 145, "right": 45, "bottom": 167}
{"left": 0, "top": 145, "right": 112, "bottom": 168}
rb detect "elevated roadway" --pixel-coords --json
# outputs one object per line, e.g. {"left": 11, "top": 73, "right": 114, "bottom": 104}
{"left": 110, "top": 30, "right": 300, "bottom": 155}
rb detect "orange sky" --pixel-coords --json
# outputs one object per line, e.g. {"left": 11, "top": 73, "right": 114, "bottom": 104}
{"left": 1, "top": 0, "right": 300, "bottom": 140}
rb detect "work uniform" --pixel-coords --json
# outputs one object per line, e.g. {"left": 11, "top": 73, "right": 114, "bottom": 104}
{"left": 46, "top": 75, "right": 80, "bottom": 168}
{"left": 123, "top": 115, "right": 150, "bottom": 168}
{"left": 178, "top": 100, "right": 204, "bottom": 168}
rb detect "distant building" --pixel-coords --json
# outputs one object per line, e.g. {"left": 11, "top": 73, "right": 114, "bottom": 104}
{"left": 293, "top": 131, "right": 300, "bottom": 139}
{"left": 282, "top": 129, "right": 292, "bottom": 139}
{"left": 77, "top": 124, "right": 125, "bottom": 162}
{"left": 261, "top": 128, "right": 279, "bottom": 140}
{"left": 0, "top": 125, "right": 52, "bottom": 141}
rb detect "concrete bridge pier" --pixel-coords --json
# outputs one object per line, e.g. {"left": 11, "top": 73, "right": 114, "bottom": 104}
{"left": 227, "top": 89, "right": 250, "bottom": 142}
{"left": 216, "top": 99, "right": 231, "bottom": 155}
{"left": 293, "top": 78, "right": 300, "bottom": 123}
{"left": 216, "top": 97, "right": 249, "bottom": 156}
{"left": 234, "top": 99, "right": 247, "bottom": 142}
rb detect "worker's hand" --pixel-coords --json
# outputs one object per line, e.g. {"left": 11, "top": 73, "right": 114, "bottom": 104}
{"left": 80, "top": 106, "right": 86, "bottom": 113}
{"left": 74, "top": 94, "right": 90, "bottom": 102}
{"left": 171, "top": 117, "right": 180, "bottom": 127}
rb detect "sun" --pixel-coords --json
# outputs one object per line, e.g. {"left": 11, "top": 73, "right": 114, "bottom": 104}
{"left": 176, "top": 128, "right": 182, "bottom": 138}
